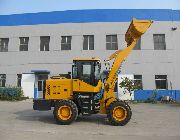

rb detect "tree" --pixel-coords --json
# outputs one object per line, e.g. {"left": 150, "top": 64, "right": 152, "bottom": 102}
{"left": 119, "top": 77, "right": 142, "bottom": 95}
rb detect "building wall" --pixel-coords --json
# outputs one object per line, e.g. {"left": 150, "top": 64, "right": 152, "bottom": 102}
{"left": 0, "top": 21, "right": 180, "bottom": 90}
{"left": 0, "top": 10, "right": 180, "bottom": 92}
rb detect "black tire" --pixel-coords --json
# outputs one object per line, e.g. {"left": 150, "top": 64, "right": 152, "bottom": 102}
{"left": 53, "top": 100, "right": 78, "bottom": 125}
{"left": 107, "top": 101, "right": 132, "bottom": 126}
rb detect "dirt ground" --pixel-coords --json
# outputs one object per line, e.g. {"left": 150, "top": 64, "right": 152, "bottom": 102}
{"left": 0, "top": 99, "right": 180, "bottom": 140}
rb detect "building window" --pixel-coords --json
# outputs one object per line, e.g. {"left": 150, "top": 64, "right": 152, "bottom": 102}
{"left": 40, "top": 36, "right": 50, "bottom": 51}
{"left": 155, "top": 75, "right": 168, "bottom": 89}
{"left": 61, "top": 36, "right": 72, "bottom": 50}
{"left": 0, "top": 74, "right": 6, "bottom": 87}
{"left": 0, "top": 38, "right": 9, "bottom": 52}
{"left": 134, "top": 75, "right": 143, "bottom": 89}
{"left": 133, "top": 38, "right": 141, "bottom": 50}
{"left": 38, "top": 74, "right": 48, "bottom": 91}
{"left": 153, "top": 34, "right": 166, "bottom": 50}
{"left": 17, "top": 74, "right": 22, "bottom": 87}
{"left": 83, "top": 35, "right": 94, "bottom": 50}
{"left": 19, "top": 37, "right": 29, "bottom": 51}
{"left": 106, "top": 35, "right": 118, "bottom": 50}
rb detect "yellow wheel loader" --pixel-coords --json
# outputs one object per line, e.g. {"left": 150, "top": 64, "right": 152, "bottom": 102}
{"left": 33, "top": 19, "right": 153, "bottom": 126}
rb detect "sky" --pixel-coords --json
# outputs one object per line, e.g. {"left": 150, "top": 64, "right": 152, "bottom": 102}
{"left": 0, "top": 0, "right": 180, "bottom": 15}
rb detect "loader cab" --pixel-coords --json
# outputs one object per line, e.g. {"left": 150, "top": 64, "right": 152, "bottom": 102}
{"left": 72, "top": 58, "right": 101, "bottom": 86}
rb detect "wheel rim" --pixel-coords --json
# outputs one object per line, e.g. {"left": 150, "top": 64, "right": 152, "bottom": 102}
{"left": 58, "top": 105, "right": 72, "bottom": 121}
{"left": 112, "top": 106, "right": 127, "bottom": 121}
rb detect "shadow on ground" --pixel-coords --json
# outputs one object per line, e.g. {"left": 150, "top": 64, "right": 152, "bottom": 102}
{"left": 15, "top": 109, "right": 56, "bottom": 124}
{"left": 14, "top": 109, "right": 108, "bottom": 125}
{"left": 76, "top": 114, "right": 108, "bottom": 125}
{"left": 166, "top": 102, "right": 180, "bottom": 107}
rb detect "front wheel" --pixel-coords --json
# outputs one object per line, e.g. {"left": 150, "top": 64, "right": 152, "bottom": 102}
{"left": 107, "top": 101, "right": 132, "bottom": 126}
{"left": 54, "top": 100, "right": 78, "bottom": 125}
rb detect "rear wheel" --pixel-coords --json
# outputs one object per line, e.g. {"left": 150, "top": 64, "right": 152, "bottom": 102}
{"left": 107, "top": 101, "right": 132, "bottom": 126}
{"left": 54, "top": 100, "right": 78, "bottom": 125}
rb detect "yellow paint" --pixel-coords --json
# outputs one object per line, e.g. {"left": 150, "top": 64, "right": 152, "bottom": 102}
{"left": 99, "top": 100, "right": 106, "bottom": 114}
{"left": 58, "top": 105, "right": 72, "bottom": 121}
{"left": 125, "top": 19, "right": 153, "bottom": 45}
{"left": 45, "top": 79, "right": 73, "bottom": 100}
{"left": 112, "top": 106, "right": 127, "bottom": 121}
{"left": 73, "top": 79, "right": 102, "bottom": 93}
{"left": 45, "top": 78, "right": 102, "bottom": 100}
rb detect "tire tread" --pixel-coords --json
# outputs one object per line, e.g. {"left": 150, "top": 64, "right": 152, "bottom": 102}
{"left": 54, "top": 100, "right": 78, "bottom": 125}
{"left": 107, "top": 101, "right": 132, "bottom": 126}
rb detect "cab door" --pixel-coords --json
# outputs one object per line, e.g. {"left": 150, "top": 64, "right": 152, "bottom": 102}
{"left": 80, "top": 62, "right": 92, "bottom": 84}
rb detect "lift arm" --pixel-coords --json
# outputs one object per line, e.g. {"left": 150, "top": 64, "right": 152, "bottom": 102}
{"left": 100, "top": 19, "right": 153, "bottom": 113}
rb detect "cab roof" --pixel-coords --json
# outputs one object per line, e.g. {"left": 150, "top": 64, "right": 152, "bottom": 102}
{"left": 73, "top": 57, "right": 100, "bottom": 61}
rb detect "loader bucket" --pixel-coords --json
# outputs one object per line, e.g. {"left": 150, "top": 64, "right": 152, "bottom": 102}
{"left": 125, "top": 19, "right": 153, "bottom": 45}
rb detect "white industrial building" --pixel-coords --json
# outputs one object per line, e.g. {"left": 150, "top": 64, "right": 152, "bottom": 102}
{"left": 0, "top": 9, "right": 180, "bottom": 100}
